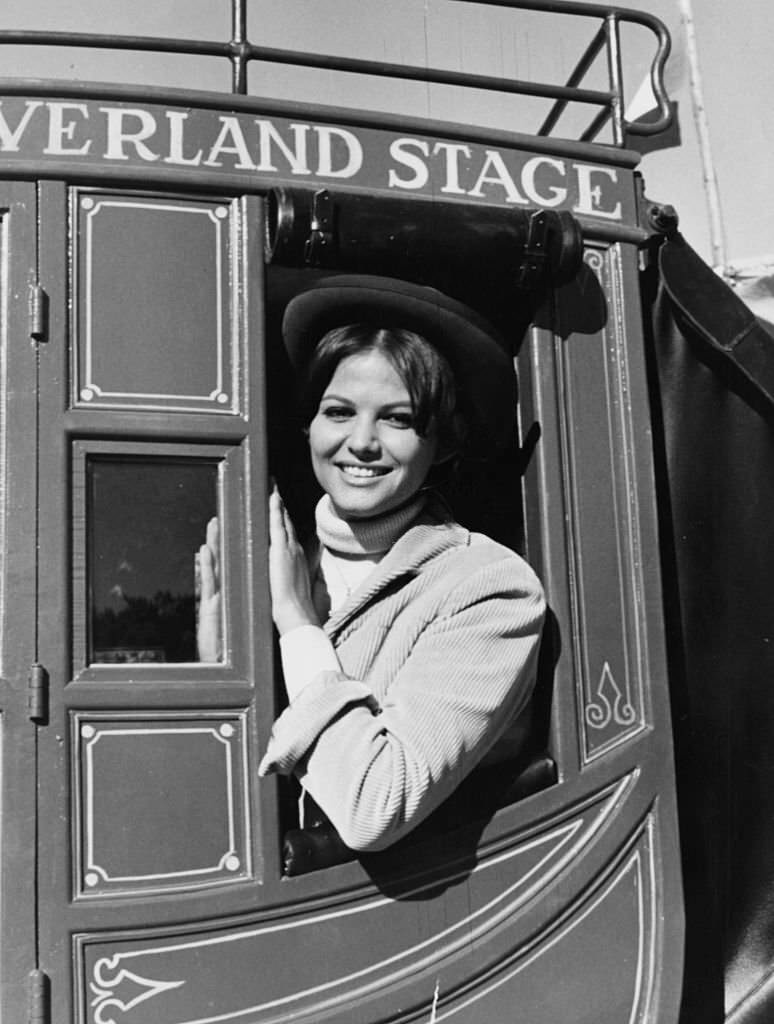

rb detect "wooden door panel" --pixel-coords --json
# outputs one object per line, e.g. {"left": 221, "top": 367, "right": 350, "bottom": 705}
{"left": 34, "top": 183, "right": 275, "bottom": 1021}
{"left": 72, "top": 189, "right": 239, "bottom": 415}
{"left": 0, "top": 181, "right": 40, "bottom": 1021}
{"left": 73, "top": 711, "right": 251, "bottom": 899}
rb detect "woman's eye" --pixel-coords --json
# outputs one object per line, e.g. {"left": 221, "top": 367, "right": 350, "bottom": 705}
{"left": 383, "top": 412, "right": 415, "bottom": 429}
{"left": 321, "top": 405, "right": 353, "bottom": 421}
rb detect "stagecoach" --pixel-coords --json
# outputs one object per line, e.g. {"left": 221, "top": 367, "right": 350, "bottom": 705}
{"left": 2, "top": 2, "right": 771, "bottom": 1022}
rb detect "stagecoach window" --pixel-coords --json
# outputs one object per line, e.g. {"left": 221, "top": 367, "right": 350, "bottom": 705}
{"left": 87, "top": 459, "right": 220, "bottom": 664}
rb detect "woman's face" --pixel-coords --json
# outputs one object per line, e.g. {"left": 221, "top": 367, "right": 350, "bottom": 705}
{"left": 308, "top": 349, "right": 439, "bottom": 520}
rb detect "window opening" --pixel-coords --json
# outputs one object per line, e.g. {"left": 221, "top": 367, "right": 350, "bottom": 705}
{"left": 87, "top": 458, "right": 220, "bottom": 665}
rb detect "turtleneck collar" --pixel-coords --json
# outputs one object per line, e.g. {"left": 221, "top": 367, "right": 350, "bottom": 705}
{"left": 315, "top": 492, "right": 428, "bottom": 556}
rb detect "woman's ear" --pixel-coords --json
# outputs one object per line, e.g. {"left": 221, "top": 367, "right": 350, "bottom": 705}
{"left": 424, "top": 443, "right": 461, "bottom": 492}
{"left": 432, "top": 444, "right": 458, "bottom": 467}
{"left": 432, "top": 411, "right": 467, "bottom": 467}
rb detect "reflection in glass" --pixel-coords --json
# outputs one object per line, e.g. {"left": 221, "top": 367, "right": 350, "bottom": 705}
{"left": 88, "top": 459, "right": 219, "bottom": 664}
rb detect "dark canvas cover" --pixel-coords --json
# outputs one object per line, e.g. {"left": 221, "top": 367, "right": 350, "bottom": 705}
{"left": 645, "top": 234, "right": 774, "bottom": 1023}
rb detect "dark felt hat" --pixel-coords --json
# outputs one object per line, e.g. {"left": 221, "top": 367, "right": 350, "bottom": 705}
{"left": 282, "top": 275, "right": 517, "bottom": 451}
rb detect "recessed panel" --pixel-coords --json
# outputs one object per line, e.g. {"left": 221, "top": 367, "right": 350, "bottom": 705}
{"left": 74, "top": 713, "right": 251, "bottom": 898}
{"left": 88, "top": 458, "right": 219, "bottom": 664}
{"left": 73, "top": 191, "right": 239, "bottom": 413}
{"left": 559, "top": 247, "right": 648, "bottom": 762}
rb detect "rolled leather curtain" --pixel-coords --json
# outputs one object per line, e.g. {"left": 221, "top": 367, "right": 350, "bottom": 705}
{"left": 644, "top": 232, "right": 774, "bottom": 1024}
{"left": 264, "top": 186, "right": 584, "bottom": 327}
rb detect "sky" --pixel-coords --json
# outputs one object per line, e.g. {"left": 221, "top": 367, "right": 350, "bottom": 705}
{"left": 0, "top": 0, "right": 770, "bottom": 269}
{"left": 629, "top": 0, "right": 773, "bottom": 272}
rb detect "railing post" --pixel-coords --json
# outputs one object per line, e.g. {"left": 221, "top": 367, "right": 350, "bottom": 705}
{"left": 231, "top": 0, "right": 248, "bottom": 94}
{"left": 604, "top": 13, "right": 625, "bottom": 145}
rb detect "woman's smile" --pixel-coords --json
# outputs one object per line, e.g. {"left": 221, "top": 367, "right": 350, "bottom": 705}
{"left": 309, "top": 350, "right": 439, "bottom": 519}
{"left": 336, "top": 463, "right": 390, "bottom": 478}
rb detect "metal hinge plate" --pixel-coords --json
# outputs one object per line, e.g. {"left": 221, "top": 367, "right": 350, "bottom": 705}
{"left": 28, "top": 283, "right": 48, "bottom": 342}
{"left": 28, "top": 969, "right": 50, "bottom": 1024}
{"left": 27, "top": 664, "right": 49, "bottom": 723}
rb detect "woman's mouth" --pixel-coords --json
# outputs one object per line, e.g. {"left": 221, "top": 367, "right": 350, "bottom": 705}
{"left": 337, "top": 464, "right": 390, "bottom": 479}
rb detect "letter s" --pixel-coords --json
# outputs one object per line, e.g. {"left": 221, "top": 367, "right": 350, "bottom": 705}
{"left": 388, "top": 138, "right": 430, "bottom": 190}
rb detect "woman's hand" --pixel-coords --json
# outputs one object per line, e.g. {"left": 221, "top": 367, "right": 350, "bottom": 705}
{"left": 269, "top": 486, "right": 319, "bottom": 635}
{"left": 196, "top": 516, "right": 223, "bottom": 662}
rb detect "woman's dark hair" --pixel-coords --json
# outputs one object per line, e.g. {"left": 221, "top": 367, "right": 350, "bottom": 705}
{"left": 299, "top": 324, "right": 467, "bottom": 457}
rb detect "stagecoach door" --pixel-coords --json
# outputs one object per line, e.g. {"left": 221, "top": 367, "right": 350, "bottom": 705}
{"left": 14, "top": 180, "right": 275, "bottom": 1023}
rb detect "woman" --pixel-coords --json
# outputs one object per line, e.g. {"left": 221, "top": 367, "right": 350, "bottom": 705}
{"left": 201, "top": 275, "right": 546, "bottom": 854}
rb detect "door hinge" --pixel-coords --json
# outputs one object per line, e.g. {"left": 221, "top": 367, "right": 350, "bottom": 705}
{"left": 28, "top": 969, "right": 50, "bottom": 1024}
{"left": 27, "top": 663, "right": 49, "bottom": 723}
{"left": 28, "top": 283, "right": 48, "bottom": 342}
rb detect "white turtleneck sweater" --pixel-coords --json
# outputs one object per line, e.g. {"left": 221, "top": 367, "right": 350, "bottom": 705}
{"left": 278, "top": 494, "right": 426, "bottom": 701}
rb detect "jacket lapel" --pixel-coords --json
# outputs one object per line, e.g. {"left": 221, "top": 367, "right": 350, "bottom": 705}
{"left": 322, "top": 513, "right": 469, "bottom": 640}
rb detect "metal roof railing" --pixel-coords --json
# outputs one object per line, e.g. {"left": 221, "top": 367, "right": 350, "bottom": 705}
{"left": 0, "top": 0, "right": 673, "bottom": 148}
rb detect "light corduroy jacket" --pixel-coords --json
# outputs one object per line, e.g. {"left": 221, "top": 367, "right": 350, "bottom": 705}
{"left": 259, "top": 503, "right": 546, "bottom": 852}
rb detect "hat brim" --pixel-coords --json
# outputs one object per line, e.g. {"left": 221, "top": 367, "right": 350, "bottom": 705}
{"left": 282, "top": 275, "right": 518, "bottom": 451}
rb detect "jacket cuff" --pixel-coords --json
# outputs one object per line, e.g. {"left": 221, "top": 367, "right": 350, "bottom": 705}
{"left": 258, "top": 670, "right": 376, "bottom": 776}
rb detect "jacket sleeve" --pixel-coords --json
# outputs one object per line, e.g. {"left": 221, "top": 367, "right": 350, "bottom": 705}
{"left": 278, "top": 624, "right": 342, "bottom": 701}
{"left": 259, "top": 554, "right": 546, "bottom": 853}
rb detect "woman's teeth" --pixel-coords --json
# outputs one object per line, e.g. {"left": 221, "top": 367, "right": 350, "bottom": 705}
{"left": 340, "top": 465, "right": 387, "bottom": 478}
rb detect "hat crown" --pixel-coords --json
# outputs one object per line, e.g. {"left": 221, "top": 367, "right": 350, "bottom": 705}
{"left": 282, "top": 274, "right": 518, "bottom": 452}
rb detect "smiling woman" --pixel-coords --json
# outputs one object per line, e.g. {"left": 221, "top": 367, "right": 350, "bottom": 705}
{"left": 200, "top": 274, "right": 546, "bottom": 855}
{"left": 306, "top": 332, "right": 452, "bottom": 521}
{"left": 309, "top": 349, "right": 439, "bottom": 518}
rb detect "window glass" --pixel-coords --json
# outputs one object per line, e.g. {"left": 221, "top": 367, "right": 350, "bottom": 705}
{"left": 88, "top": 459, "right": 219, "bottom": 664}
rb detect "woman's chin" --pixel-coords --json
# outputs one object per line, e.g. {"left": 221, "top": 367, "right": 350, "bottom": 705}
{"left": 329, "top": 488, "right": 426, "bottom": 522}
{"left": 331, "top": 501, "right": 388, "bottom": 522}
{"left": 329, "top": 493, "right": 396, "bottom": 521}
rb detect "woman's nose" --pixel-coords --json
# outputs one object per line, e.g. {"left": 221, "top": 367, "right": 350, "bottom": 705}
{"left": 346, "top": 415, "right": 380, "bottom": 458}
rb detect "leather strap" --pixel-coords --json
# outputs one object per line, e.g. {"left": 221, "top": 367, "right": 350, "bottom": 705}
{"left": 658, "top": 233, "right": 774, "bottom": 410}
